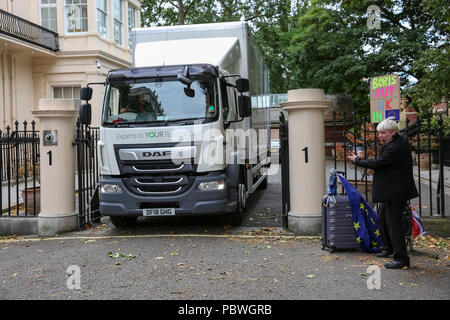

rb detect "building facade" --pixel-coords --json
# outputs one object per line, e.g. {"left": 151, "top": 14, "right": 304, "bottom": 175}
{"left": 0, "top": 0, "right": 142, "bottom": 129}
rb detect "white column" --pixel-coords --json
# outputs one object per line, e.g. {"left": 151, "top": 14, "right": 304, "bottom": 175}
{"left": 281, "top": 89, "right": 331, "bottom": 235}
{"left": 32, "top": 99, "right": 79, "bottom": 236}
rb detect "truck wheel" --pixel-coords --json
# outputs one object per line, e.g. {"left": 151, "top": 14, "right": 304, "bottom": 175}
{"left": 229, "top": 173, "right": 246, "bottom": 226}
{"left": 110, "top": 216, "right": 137, "bottom": 228}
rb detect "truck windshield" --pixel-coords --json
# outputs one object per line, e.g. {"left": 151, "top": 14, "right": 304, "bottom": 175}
{"left": 103, "top": 76, "right": 218, "bottom": 125}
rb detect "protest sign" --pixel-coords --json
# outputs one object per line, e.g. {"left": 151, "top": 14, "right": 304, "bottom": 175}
{"left": 370, "top": 74, "right": 400, "bottom": 123}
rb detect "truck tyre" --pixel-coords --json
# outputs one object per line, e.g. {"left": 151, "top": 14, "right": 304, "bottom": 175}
{"left": 110, "top": 216, "right": 137, "bottom": 228}
{"left": 229, "top": 172, "right": 246, "bottom": 226}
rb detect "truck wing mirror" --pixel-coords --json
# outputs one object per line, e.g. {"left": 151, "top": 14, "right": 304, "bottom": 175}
{"left": 79, "top": 103, "right": 92, "bottom": 125}
{"left": 80, "top": 87, "right": 93, "bottom": 101}
{"left": 178, "top": 66, "right": 193, "bottom": 86}
{"left": 178, "top": 74, "right": 193, "bottom": 86}
{"left": 236, "top": 78, "right": 249, "bottom": 93}
{"left": 238, "top": 95, "right": 251, "bottom": 118}
{"left": 184, "top": 87, "right": 195, "bottom": 98}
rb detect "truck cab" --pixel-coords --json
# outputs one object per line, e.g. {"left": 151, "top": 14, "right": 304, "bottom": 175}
{"left": 79, "top": 22, "right": 270, "bottom": 228}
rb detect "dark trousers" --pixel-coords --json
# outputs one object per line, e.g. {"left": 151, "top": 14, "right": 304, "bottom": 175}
{"left": 379, "top": 202, "right": 409, "bottom": 262}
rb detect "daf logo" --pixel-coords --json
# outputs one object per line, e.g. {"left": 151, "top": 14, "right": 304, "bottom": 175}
{"left": 143, "top": 151, "right": 171, "bottom": 157}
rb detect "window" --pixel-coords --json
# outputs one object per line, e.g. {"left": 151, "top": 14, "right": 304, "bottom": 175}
{"left": 97, "top": 0, "right": 108, "bottom": 39}
{"left": 220, "top": 79, "right": 229, "bottom": 120}
{"left": 113, "top": 0, "right": 123, "bottom": 46}
{"left": 52, "top": 86, "right": 81, "bottom": 99}
{"left": 65, "top": 0, "right": 88, "bottom": 33}
{"left": 127, "top": 4, "right": 136, "bottom": 49}
{"left": 40, "top": 0, "right": 57, "bottom": 32}
{"left": 103, "top": 77, "right": 218, "bottom": 125}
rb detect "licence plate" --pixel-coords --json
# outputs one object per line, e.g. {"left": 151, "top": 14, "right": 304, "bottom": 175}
{"left": 143, "top": 208, "right": 176, "bottom": 216}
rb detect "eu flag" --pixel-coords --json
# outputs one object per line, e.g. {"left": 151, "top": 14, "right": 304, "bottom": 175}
{"left": 338, "top": 174, "right": 383, "bottom": 253}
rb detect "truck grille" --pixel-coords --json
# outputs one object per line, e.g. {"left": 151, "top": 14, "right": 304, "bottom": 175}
{"left": 123, "top": 175, "right": 194, "bottom": 196}
{"left": 115, "top": 143, "right": 197, "bottom": 175}
{"left": 132, "top": 163, "right": 185, "bottom": 172}
{"left": 115, "top": 144, "right": 197, "bottom": 195}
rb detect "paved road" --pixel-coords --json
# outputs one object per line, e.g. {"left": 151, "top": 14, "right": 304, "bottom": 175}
{"left": 1, "top": 160, "right": 449, "bottom": 300}
{"left": 1, "top": 159, "right": 449, "bottom": 301}
{"left": 1, "top": 232, "right": 448, "bottom": 300}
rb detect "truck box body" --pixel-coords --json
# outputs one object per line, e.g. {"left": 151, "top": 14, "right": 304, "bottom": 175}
{"left": 97, "top": 22, "right": 271, "bottom": 224}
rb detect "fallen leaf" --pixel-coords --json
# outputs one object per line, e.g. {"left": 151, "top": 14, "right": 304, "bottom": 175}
{"left": 305, "top": 274, "right": 317, "bottom": 278}
{"left": 107, "top": 252, "right": 120, "bottom": 258}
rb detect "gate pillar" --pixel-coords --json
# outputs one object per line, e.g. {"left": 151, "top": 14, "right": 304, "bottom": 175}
{"left": 281, "top": 89, "right": 331, "bottom": 235}
{"left": 32, "top": 99, "right": 79, "bottom": 236}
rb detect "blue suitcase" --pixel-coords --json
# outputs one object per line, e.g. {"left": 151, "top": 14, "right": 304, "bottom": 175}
{"left": 321, "top": 195, "right": 361, "bottom": 253}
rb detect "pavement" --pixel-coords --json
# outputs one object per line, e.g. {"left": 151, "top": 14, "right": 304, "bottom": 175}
{"left": 0, "top": 163, "right": 449, "bottom": 300}
{"left": 0, "top": 232, "right": 449, "bottom": 300}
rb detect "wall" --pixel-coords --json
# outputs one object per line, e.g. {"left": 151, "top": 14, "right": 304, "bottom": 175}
{"left": 0, "top": 0, "right": 142, "bottom": 128}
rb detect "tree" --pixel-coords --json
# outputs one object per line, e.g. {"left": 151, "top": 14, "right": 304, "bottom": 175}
{"left": 403, "top": 0, "right": 449, "bottom": 112}
{"left": 139, "top": 0, "right": 449, "bottom": 116}
{"left": 282, "top": 0, "right": 449, "bottom": 117}
{"left": 283, "top": 1, "right": 370, "bottom": 115}
{"left": 141, "top": 0, "right": 217, "bottom": 26}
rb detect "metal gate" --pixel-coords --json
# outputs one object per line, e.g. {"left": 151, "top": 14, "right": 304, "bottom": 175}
{"left": 0, "top": 121, "right": 40, "bottom": 216}
{"left": 279, "top": 111, "right": 447, "bottom": 232}
{"left": 279, "top": 113, "right": 290, "bottom": 229}
{"left": 326, "top": 112, "right": 447, "bottom": 218}
{"left": 75, "top": 120, "right": 100, "bottom": 229}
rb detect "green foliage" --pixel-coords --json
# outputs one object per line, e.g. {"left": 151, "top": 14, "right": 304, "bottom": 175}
{"left": 139, "top": 0, "right": 449, "bottom": 118}
{"left": 420, "top": 116, "right": 450, "bottom": 136}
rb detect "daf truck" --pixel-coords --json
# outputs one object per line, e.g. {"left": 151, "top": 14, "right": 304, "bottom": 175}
{"left": 79, "top": 21, "right": 271, "bottom": 227}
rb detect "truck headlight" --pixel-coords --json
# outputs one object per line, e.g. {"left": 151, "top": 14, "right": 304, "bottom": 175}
{"left": 100, "top": 184, "right": 122, "bottom": 194}
{"left": 197, "top": 180, "right": 225, "bottom": 191}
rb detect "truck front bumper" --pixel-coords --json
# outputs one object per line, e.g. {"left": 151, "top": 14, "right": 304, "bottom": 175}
{"left": 99, "top": 172, "right": 237, "bottom": 217}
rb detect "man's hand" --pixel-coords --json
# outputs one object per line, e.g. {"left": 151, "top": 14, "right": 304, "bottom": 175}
{"left": 347, "top": 153, "right": 358, "bottom": 162}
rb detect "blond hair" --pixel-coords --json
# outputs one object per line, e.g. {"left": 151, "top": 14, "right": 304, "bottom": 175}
{"left": 377, "top": 117, "right": 399, "bottom": 132}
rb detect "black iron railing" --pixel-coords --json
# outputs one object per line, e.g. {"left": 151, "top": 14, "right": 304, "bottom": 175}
{"left": 0, "top": 121, "right": 40, "bottom": 217}
{"left": 279, "top": 112, "right": 290, "bottom": 229}
{"left": 0, "top": 9, "right": 59, "bottom": 52}
{"left": 75, "top": 122, "right": 100, "bottom": 229}
{"left": 326, "top": 112, "right": 447, "bottom": 218}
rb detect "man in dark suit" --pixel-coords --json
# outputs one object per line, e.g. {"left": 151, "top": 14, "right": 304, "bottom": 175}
{"left": 348, "top": 118, "right": 418, "bottom": 269}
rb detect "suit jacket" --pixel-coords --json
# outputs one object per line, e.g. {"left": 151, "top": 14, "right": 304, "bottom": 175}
{"left": 355, "top": 133, "right": 419, "bottom": 203}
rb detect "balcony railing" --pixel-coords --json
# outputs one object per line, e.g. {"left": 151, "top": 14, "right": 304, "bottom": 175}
{"left": 0, "top": 9, "right": 59, "bottom": 52}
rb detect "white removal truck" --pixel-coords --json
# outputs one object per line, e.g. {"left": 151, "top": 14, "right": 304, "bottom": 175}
{"left": 80, "top": 21, "right": 271, "bottom": 227}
